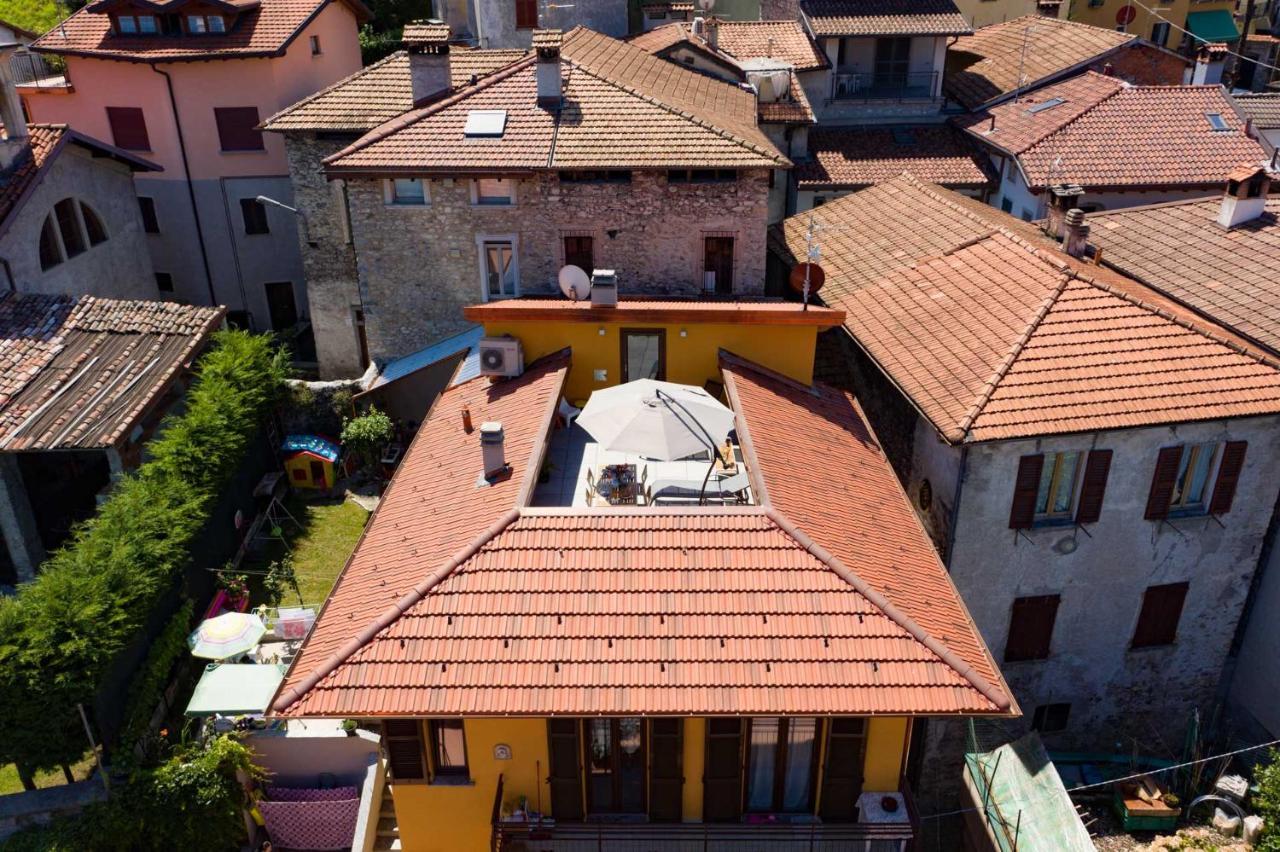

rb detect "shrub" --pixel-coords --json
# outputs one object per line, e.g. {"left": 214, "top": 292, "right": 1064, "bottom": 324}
{"left": 115, "top": 600, "right": 195, "bottom": 763}
{"left": 0, "top": 331, "right": 286, "bottom": 775}
{"left": 1256, "top": 749, "right": 1280, "bottom": 851}
{"left": 341, "top": 406, "right": 394, "bottom": 473}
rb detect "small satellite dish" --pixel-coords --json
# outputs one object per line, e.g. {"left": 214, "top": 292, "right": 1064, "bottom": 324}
{"left": 698, "top": 0, "right": 714, "bottom": 11}
{"left": 789, "top": 262, "right": 826, "bottom": 297}
{"left": 558, "top": 264, "right": 591, "bottom": 301}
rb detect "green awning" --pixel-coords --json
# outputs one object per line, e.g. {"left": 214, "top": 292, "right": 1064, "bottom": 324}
{"left": 1186, "top": 10, "right": 1240, "bottom": 44}
{"left": 185, "top": 663, "right": 286, "bottom": 717}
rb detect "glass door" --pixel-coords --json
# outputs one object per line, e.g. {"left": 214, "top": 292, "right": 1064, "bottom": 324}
{"left": 585, "top": 718, "right": 646, "bottom": 815}
{"left": 745, "top": 717, "right": 819, "bottom": 815}
{"left": 621, "top": 329, "right": 666, "bottom": 382}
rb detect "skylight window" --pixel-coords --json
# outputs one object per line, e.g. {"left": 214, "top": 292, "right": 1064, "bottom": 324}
{"left": 1206, "top": 112, "right": 1230, "bottom": 131}
{"left": 464, "top": 110, "right": 507, "bottom": 139}
{"left": 1027, "top": 97, "right": 1066, "bottom": 114}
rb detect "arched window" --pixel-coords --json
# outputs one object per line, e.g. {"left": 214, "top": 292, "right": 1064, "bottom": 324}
{"left": 38, "top": 198, "right": 110, "bottom": 271}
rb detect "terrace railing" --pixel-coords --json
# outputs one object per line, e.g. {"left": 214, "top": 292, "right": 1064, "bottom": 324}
{"left": 830, "top": 70, "right": 938, "bottom": 102}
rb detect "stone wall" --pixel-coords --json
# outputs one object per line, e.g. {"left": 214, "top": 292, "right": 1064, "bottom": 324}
{"left": 345, "top": 168, "right": 772, "bottom": 364}
{"left": 1093, "top": 42, "right": 1189, "bottom": 87}
{"left": 282, "top": 132, "right": 365, "bottom": 379}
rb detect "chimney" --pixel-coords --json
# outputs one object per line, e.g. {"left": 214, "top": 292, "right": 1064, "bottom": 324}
{"left": 461, "top": 405, "right": 473, "bottom": 433}
{"left": 403, "top": 21, "right": 453, "bottom": 106}
{"left": 1044, "top": 183, "right": 1084, "bottom": 240}
{"left": 479, "top": 421, "right": 507, "bottom": 481}
{"left": 1218, "top": 164, "right": 1271, "bottom": 229}
{"left": 590, "top": 269, "right": 618, "bottom": 306}
{"left": 0, "top": 44, "right": 30, "bottom": 170}
{"left": 1192, "top": 42, "right": 1226, "bottom": 86}
{"left": 533, "top": 29, "right": 563, "bottom": 110}
{"left": 704, "top": 15, "right": 720, "bottom": 50}
{"left": 1062, "top": 208, "right": 1090, "bottom": 259}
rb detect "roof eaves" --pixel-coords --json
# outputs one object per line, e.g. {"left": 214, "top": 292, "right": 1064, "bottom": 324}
{"left": 0, "top": 128, "right": 68, "bottom": 240}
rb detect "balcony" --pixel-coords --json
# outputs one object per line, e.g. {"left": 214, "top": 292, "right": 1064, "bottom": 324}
{"left": 10, "top": 50, "right": 70, "bottom": 90}
{"left": 830, "top": 70, "right": 938, "bottom": 102}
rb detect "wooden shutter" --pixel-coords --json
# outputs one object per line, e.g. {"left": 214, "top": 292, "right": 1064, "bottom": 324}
{"left": 383, "top": 719, "right": 426, "bottom": 780}
{"left": 1008, "top": 454, "right": 1044, "bottom": 529}
{"left": 214, "top": 107, "right": 264, "bottom": 151}
{"left": 649, "top": 719, "right": 683, "bottom": 823}
{"left": 703, "top": 718, "right": 743, "bottom": 823}
{"left": 515, "top": 0, "right": 537, "bottom": 28}
{"left": 1209, "top": 441, "right": 1248, "bottom": 515}
{"left": 1144, "top": 446, "right": 1184, "bottom": 521}
{"left": 106, "top": 107, "right": 150, "bottom": 151}
{"left": 818, "top": 718, "right": 866, "bottom": 822}
{"left": 1132, "top": 582, "right": 1189, "bottom": 648}
{"left": 547, "top": 719, "right": 584, "bottom": 821}
{"left": 1003, "top": 595, "right": 1060, "bottom": 662}
{"left": 1074, "top": 449, "right": 1112, "bottom": 524}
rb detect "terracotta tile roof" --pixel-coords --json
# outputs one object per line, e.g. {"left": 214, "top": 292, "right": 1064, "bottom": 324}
{"left": 400, "top": 20, "right": 449, "bottom": 44}
{"left": 775, "top": 175, "right": 1280, "bottom": 443}
{"left": 324, "top": 27, "right": 787, "bottom": 173}
{"left": 462, "top": 297, "right": 845, "bottom": 325}
{"left": 952, "top": 72, "right": 1124, "bottom": 155}
{"left": 1088, "top": 197, "right": 1280, "bottom": 356}
{"left": 797, "top": 125, "right": 990, "bottom": 190}
{"left": 31, "top": 0, "right": 369, "bottom": 62}
{"left": 0, "top": 293, "right": 224, "bottom": 451}
{"left": 272, "top": 346, "right": 1012, "bottom": 717}
{"left": 945, "top": 17, "right": 1138, "bottom": 109}
{"left": 1234, "top": 92, "right": 1280, "bottom": 129}
{"left": 262, "top": 49, "right": 528, "bottom": 132}
{"left": 957, "top": 73, "right": 1269, "bottom": 191}
{"left": 627, "top": 22, "right": 690, "bottom": 54}
{"left": 802, "top": 0, "right": 970, "bottom": 38}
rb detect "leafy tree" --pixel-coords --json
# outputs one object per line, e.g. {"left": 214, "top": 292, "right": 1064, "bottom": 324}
{"left": 341, "top": 406, "right": 394, "bottom": 473}
{"left": 1256, "top": 749, "right": 1280, "bottom": 851}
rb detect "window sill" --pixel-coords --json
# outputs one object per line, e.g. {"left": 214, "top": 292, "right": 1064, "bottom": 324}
{"left": 429, "top": 776, "right": 475, "bottom": 787}
{"left": 1163, "top": 508, "right": 1209, "bottom": 522}
{"left": 472, "top": 202, "right": 516, "bottom": 209}
{"left": 1029, "top": 516, "right": 1077, "bottom": 530}
{"left": 385, "top": 203, "right": 429, "bottom": 209}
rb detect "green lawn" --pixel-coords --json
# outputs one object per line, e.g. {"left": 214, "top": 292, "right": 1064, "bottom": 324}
{"left": 0, "top": 753, "right": 96, "bottom": 796}
{"left": 275, "top": 497, "right": 369, "bottom": 607}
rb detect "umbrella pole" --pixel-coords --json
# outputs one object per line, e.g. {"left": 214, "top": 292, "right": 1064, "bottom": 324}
{"left": 654, "top": 389, "right": 723, "bottom": 505}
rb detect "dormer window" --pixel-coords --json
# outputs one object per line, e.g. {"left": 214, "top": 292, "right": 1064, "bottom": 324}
{"left": 187, "top": 14, "right": 225, "bottom": 33}
{"left": 116, "top": 14, "right": 158, "bottom": 34}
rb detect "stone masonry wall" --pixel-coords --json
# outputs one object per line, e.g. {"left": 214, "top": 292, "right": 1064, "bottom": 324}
{"left": 346, "top": 169, "right": 772, "bottom": 364}
{"left": 283, "top": 132, "right": 365, "bottom": 379}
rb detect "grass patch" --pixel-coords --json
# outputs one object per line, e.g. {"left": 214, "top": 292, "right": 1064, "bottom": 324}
{"left": 0, "top": 753, "right": 95, "bottom": 795}
{"left": 289, "top": 498, "right": 369, "bottom": 604}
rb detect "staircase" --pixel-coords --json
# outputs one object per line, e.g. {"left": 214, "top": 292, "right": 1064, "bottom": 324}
{"left": 373, "top": 785, "right": 401, "bottom": 851}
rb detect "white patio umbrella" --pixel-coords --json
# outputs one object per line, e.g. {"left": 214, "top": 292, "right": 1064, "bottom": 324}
{"left": 188, "top": 612, "right": 267, "bottom": 660}
{"left": 576, "top": 379, "right": 735, "bottom": 461}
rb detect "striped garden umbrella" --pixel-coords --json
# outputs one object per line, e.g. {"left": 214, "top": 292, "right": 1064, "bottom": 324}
{"left": 188, "top": 612, "right": 267, "bottom": 660}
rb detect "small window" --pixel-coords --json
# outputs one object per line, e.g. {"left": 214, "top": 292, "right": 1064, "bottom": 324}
{"left": 1004, "top": 595, "right": 1060, "bottom": 662}
{"left": 155, "top": 272, "right": 174, "bottom": 293}
{"left": 240, "top": 198, "right": 270, "bottom": 235}
{"left": 138, "top": 196, "right": 160, "bottom": 234}
{"left": 139, "top": 14, "right": 157, "bottom": 33}
{"left": 1206, "top": 112, "right": 1230, "bottom": 131}
{"left": 464, "top": 110, "right": 507, "bottom": 138}
{"left": 428, "top": 719, "right": 469, "bottom": 779}
{"left": 1146, "top": 442, "right": 1246, "bottom": 520}
{"left": 106, "top": 106, "right": 150, "bottom": 151}
{"left": 1151, "top": 21, "right": 1170, "bottom": 45}
{"left": 214, "top": 107, "right": 265, "bottom": 152}
{"left": 55, "top": 198, "right": 86, "bottom": 258}
{"left": 383, "top": 720, "right": 427, "bottom": 781}
{"left": 208, "top": 15, "right": 225, "bottom": 32}
{"left": 515, "top": 0, "right": 538, "bottom": 29}
{"left": 117, "top": 14, "right": 137, "bottom": 33}
{"left": 669, "top": 168, "right": 736, "bottom": 184}
{"left": 482, "top": 239, "right": 517, "bottom": 298}
{"left": 1036, "top": 451, "right": 1082, "bottom": 520}
{"left": 473, "top": 178, "right": 514, "bottom": 206}
{"left": 82, "top": 204, "right": 107, "bottom": 246}
{"left": 310, "top": 35, "right": 322, "bottom": 55}
{"left": 187, "top": 15, "right": 207, "bottom": 33}
{"left": 1132, "top": 582, "right": 1189, "bottom": 648}
{"left": 1031, "top": 703, "right": 1071, "bottom": 733}
{"left": 39, "top": 216, "right": 61, "bottom": 270}
{"left": 1171, "top": 442, "right": 1218, "bottom": 513}
{"left": 1000, "top": 197, "right": 1014, "bottom": 213}
{"left": 390, "top": 178, "right": 427, "bottom": 205}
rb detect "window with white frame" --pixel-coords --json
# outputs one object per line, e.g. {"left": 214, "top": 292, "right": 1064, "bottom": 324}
{"left": 39, "top": 198, "right": 109, "bottom": 271}
{"left": 472, "top": 178, "right": 515, "bottom": 206}
{"left": 480, "top": 238, "right": 517, "bottom": 299}
{"left": 388, "top": 178, "right": 427, "bottom": 206}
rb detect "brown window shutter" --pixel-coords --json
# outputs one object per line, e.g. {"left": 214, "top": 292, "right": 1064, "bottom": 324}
{"left": 515, "top": 0, "right": 537, "bottom": 28}
{"left": 106, "top": 107, "right": 150, "bottom": 151}
{"left": 214, "top": 107, "right": 264, "bottom": 151}
{"left": 1008, "top": 453, "right": 1044, "bottom": 529}
{"left": 1209, "top": 441, "right": 1247, "bottom": 515}
{"left": 1074, "top": 449, "right": 1112, "bottom": 524}
{"left": 1004, "top": 594, "right": 1060, "bottom": 662}
{"left": 1144, "top": 446, "right": 1183, "bottom": 521}
{"left": 1132, "top": 582, "right": 1189, "bottom": 648}
{"left": 383, "top": 719, "right": 426, "bottom": 780}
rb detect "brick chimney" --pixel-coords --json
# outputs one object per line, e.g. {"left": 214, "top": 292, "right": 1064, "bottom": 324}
{"left": 1044, "top": 183, "right": 1084, "bottom": 240}
{"left": 1062, "top": 208, "right": 1089, "bottom": 259}
{"left": 479, "top": 421, "right": 508, "bottom": 482}
{"left": 1218, "top": 164, "right": 1271, "bottom": 229}
{"left": 533, "top": 29, "right": 563, "bottom": 110}
{"left": 403, "top": 21, "right": 453, "bottom": 106}
{"left": 0, "top": 44, "right": 30, "bottom": 170}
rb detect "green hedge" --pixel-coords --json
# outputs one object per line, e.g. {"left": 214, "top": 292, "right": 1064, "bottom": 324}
{"left": 0, "top": 331, "right": 286, "bottom": 774}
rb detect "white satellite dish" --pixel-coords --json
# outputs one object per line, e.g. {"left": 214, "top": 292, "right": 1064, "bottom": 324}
{"left": 699, "top": 0, "right": 714, "bottom": 10}
{"left": 558, "top": 264, "right": 590, "bottom": 301}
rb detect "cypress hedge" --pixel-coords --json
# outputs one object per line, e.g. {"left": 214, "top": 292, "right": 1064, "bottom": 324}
{"left": 0, "top": 331, "right": 287, "bottom": 775}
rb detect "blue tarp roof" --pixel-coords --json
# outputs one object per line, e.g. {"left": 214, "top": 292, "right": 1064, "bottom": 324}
{"left": 282, "top": 434, "right": 339, "bottom": 463}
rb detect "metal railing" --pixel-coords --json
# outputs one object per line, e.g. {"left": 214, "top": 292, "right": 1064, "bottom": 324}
{"left": 9, "top": 50, "right": 67, "bottom": 88}
{"left": 494, "top": 819, "right": 914, "bottom": 851}
{"left": 830, "top": 70, "right": 938, "bottom": 102}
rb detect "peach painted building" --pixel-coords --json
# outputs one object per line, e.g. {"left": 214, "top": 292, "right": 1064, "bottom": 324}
{"left": 21, "top": 0, "right": 368, "bottom": 334}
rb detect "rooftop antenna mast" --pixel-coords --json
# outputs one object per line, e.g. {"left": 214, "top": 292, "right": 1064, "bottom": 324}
{"left": 802, "top": 210, "right": 821, "bottom": 311}
{"left": 1014, "top": 24, "right": 1037, "bottom": 103}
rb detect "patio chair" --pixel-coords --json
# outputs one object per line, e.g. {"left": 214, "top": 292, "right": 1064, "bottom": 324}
{"left": 640, "top": 465, "right": 649, "bottom": 487}
{"left": 644, "top": 484, "right": 653, "bottom": 506}
{"left": 557, "top": 397, "right": 582, "bottom": 429}
{"left": 584, "top": 486, "right": 594, "bottom": 506}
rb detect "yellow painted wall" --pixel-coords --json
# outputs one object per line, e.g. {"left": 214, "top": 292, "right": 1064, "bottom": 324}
{"left": 1066, "top": 0, "right": 1233, "bottom": 49}
{"left": 480, "top": 320, "right": 820, "bottom": 404}
{"left": 393, "top": 718, "right": 550, "bottom": 852}
{"left": 863, "top": 717, "right": 910, "bottom": 792}
{"left": 682, "top": 717, "right": 706, "bottom": 822}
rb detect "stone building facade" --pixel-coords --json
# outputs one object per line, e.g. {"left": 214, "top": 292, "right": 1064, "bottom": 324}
{"left": 344, "top": 168, "right": 772, "bottom": 365}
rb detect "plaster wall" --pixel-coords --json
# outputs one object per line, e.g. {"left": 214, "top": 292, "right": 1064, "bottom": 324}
{"left": 472, "top": 0, "right": 628, "bottom": 49}
{"left": 807, "top": 36, "right": 946, "bottom": 124}
{"left": 1, "top": 145, "right": 154, "bottom": 299}
{"left": 952, "top": 0, "right": 1037, "bottom": 28}
{"left": 344, "top": 169, "right": 772, "bottom": 364}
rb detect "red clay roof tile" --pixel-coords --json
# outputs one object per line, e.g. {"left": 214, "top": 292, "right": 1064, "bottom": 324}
{"left": 798, "top": 125, "right": 989, "bottom": 190}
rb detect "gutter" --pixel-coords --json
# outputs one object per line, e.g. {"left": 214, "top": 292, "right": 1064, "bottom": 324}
{"left": 149, "top": 62, "right": 218, "bottom": 307}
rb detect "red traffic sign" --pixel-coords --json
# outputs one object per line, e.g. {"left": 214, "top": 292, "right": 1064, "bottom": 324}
{"left": 789, "top": 262, "right": 826, "bottom": 296}
{"left": 1115, "top": 4, "right": 1136, "bottom": 25}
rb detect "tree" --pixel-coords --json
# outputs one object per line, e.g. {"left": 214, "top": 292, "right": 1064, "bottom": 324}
{"left": 1256, "top": 749, "right": 1280, "bottom": 851}
{"left": 341, "top": 406, "right": 394, "bottom": 474}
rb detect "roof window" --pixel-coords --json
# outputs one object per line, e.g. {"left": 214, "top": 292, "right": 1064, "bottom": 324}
{"left": 1026, "top": 97, "right": 1065, "bottom": 114}
{"left": 464, "top": 110, "right": 507, "bottom": 139}
{"left": 1206, "top": 112, "right": 1230, "bottom": 131}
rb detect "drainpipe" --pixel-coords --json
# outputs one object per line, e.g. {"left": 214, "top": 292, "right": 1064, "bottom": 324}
{"left": 944, "top": 444, "right": 968, "bottom": 567}
{"left": 149, "top": 63, "right": 217, "bottom": 307}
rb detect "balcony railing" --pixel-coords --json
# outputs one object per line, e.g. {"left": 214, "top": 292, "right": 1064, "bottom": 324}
{"left": 9, "top": 50, "right": 68, "bottom": 89}
{"left": 830, "top": 70, "right": 938, "bottom": 102}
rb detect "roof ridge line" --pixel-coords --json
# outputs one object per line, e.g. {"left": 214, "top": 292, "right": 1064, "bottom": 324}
{"left": 763, "top": 505, "right": 1010, "bottom": 712}
{"left": 271, "top": 507, "right": 522, "bottom": 713}
{"left": 954, "top": 268, "right": 1073, "bottom": 442}
{"left": 263, "top": 48, "right": 406, "bottom": 128}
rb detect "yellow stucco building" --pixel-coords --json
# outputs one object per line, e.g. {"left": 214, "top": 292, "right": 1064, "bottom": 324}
{"left": 1065, "top": 0, "right": 1238, "bottom": 50}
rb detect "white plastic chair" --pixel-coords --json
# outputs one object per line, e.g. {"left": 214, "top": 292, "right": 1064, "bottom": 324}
{"left": 558, "top": 397, "right": 582, "bottom": 428}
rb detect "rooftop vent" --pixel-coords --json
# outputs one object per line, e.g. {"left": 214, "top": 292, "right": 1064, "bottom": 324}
{"left": 478, "top": 421, "right": 508, "bottom": 483}
{"left": 590, "top": 269, "right": 618, "bottom": 307}
{"left": 1026, "top": 97, "right": 1065, "bottom": 114}
{"left": 464, "top": 110, "right": 507, "bottom": 138}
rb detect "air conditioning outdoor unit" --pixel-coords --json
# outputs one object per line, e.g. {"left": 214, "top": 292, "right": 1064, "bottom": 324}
{"left": 478, "top": 336, "right": 524, "bottom": 377}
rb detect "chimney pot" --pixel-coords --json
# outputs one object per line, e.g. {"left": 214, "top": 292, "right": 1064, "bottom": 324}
{"left": 479, "top": 421, "right": 507, "bottom": 480}
{"left": 533, "top": 29, "right": 563, "bottom": 110}
{"left": 705, "top": 15, "right": 720, "bottom": 49}
{"left": 1045, "top": 183, "right": 1084, "bottom": 239}
{"left": 1063, "top": 208, "right": 1090, "bottom": 259}
{"left": 462, "top": 406, "right": 473, "bottom": 433}
{"left": 404, "top": 21, "right": 453, "bottom": 106}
